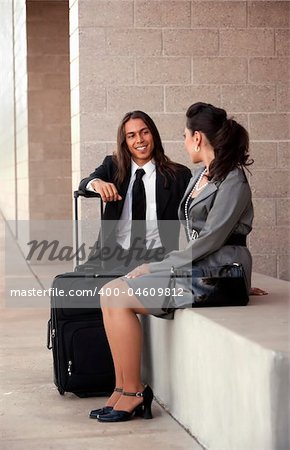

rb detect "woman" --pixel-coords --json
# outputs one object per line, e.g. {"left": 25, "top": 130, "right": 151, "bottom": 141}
{"left": 92, "top": 103, "right": 260, "bottom": 422}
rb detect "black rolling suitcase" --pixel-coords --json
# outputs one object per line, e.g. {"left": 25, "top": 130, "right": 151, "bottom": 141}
{"left": 47, "top": 190, "right": 115, "bottom": 397}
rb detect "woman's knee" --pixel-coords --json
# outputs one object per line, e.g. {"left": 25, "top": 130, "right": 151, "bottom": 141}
{"left": 99, "top": 278, "right": 147, "bottom": 313}
{"left": 100, "top": 278, "right": 128, "bottom": 309}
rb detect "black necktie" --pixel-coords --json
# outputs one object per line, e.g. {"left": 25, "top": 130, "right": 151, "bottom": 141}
{"left": 131, "top": 168, "right": 146, "bottom": 248}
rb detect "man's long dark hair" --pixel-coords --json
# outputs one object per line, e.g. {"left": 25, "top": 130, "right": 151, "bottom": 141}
{"left": 113, "top": 110, "right": 185, "bottom": 186}
{"left": 186, "top": 102, "right": 253, "bottom": 181}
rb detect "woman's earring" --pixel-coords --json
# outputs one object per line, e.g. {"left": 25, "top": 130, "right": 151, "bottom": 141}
{"left": 194, "top": 146, "right": 200, "bottom": 152}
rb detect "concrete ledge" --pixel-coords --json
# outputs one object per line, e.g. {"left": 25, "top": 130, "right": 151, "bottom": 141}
{"left": 142, "top": 273, "right": 290, "bottom": 450}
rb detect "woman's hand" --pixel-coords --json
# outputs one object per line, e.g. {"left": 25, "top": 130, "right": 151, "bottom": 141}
{"left": 250, "top": 287, "right": 268, "bottom": 296}
{"left": 125, "top": 264, "right": 150, "bottom": 279}
{"left": 91, "top": 179, "right": 122, "bottom": 202}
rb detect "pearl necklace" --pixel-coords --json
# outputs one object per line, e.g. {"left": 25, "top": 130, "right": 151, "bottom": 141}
{"left": 185, "top": 168, "right": 208, "bottom": 241}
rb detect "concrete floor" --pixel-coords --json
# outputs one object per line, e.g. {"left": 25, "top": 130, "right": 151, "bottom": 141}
{"left": 0, "top": 217, "right": 203, "bottom": 449}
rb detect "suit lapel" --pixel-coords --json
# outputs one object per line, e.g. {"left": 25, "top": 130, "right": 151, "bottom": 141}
{"left": 188, "top": 182, "right": 218, "bottom": 210}
{"left": 180, "top": 170, "right": 200, "bottom": 201}
{"left": 156, "top": 171, "right": 171, "bottom": 219}
{"left": 178, "top": 169, "right": 200, "bottom": 217}
{"left": 178, "top": 168, "right": 218, "bottom": 216}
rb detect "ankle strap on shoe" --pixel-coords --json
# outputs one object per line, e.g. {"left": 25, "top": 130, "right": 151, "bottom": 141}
{"left": 114, "top": 387, "right": 123, "bottom": 393}
{"left": 123, "top": 390, "right": 144, "bottom": 398}
{"left": 122, "top": 384, "right": 147, "bottom": 398}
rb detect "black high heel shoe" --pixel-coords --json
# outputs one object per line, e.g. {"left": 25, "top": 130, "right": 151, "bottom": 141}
{"left": 97, "top": 385, "right": 153, "bottom": 422}
{"left": 89, "top": 387, "right": 123, "bottom": 419}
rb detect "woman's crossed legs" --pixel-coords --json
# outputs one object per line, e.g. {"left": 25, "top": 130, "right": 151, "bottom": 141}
{"left": 100, "top": 278, "right": 149, "bottom": 412}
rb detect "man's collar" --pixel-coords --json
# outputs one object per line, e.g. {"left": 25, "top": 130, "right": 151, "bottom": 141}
{"left": 131, "top": 159, "right": 156, "bottom": 178}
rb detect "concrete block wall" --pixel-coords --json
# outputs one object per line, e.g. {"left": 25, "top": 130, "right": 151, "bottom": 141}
{"left": 0, "top": 1, "right": 288, "bottom": 279}
{"left": 0, "top": 0, "right": 72, "bottom": 225}
{"left": 70, "top": 0, "right": 81, "bottom": 196}
{"left": 72, "top": 0, "right": 290, "bottom": 280}
{"left": 26, "top": 0, "right": 72, "bottom": 220}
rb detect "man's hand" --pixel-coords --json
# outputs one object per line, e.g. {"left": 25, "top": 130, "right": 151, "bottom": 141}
{"left": 91, "top": 179, "right": 122, "bottom": 202}
{"left": 125, "top": 264, "right": 150, "bottom": 279}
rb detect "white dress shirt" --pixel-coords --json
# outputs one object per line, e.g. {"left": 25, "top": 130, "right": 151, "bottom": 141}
{"left": 86, "top": 159, "right": 162, "bottom": 249}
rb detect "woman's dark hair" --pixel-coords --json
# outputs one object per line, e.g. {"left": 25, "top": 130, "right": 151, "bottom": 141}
{"left": 186, "top": 102, "right": 253, "bottom": 181}
{"left": 113, "top": 110, "right": 184, "bottom": 186}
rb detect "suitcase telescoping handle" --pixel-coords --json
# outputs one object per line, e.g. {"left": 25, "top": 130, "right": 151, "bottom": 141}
{"left": 73, "top": 190, "right": 104, "bottom": 267}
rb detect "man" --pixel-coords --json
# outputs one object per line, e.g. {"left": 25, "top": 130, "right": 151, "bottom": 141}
{"left": 79, "top": 110, "right": 192, "bottom": 271}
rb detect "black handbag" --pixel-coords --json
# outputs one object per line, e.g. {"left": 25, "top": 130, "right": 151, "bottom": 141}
{"left": 163, "top": 263, "right": 249, "bottom": 312}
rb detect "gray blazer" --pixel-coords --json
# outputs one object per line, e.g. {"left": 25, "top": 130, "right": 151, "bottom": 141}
{"left": 149, "top": 166, "right": 254, "bottom": 291}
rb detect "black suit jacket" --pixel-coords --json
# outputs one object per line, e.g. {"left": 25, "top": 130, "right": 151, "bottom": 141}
{"left": 79, "top": 155, "right": 192, "bottom": 255}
